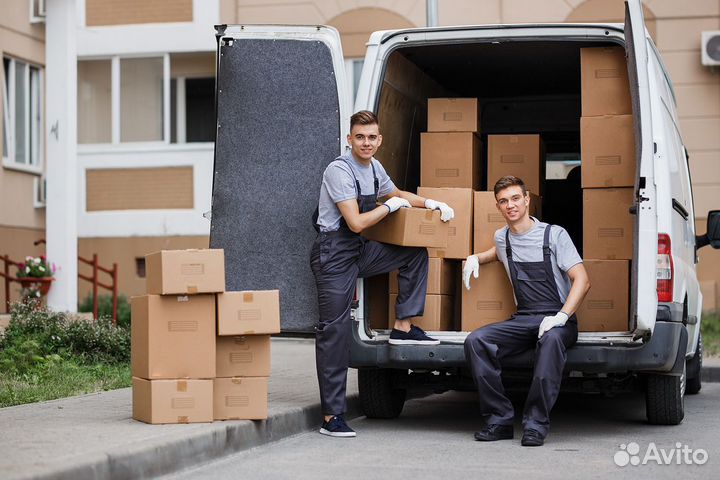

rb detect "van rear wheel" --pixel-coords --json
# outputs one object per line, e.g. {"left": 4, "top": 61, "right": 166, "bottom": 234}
{"left": 645, "top": 364, "right": 685, "bottom": 425}
{"left": 358, "top": 368, "right": 406, "bottom": 419}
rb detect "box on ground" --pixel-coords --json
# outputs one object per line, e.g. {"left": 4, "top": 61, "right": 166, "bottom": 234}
{"left": 473, "top": 191, "right": 542, "bottom": 252}
{"left": 217, "top": 290, "right": 281, "bottom": 336}
{"left": 581, "top": 47, "right": 632, "bottom": 117}
{"left": 132, "top": 377, "right": 213, "bottom": 424}
{"left": 214, "top": 377, "right": 268, "bottom": 420}
{"left": 581, "top": 115, "right": 636, "bottom": 188}
{"left": 700, "top": 280, "right": 717, "bottom": 312}
{"left": 389, "top": 293, "right": 453, "bottom": 331}
{"left": 487, "top": 134, "right": 543, "bottom": 196}
{"left": 576, "top": 260, "right": 629, "bottom": 332}
{"left": 389, "top": 257, "right": 456, "bottom": 295}
{"left": 362, "top": 208, "right": 448, "bottom": 248}
{"left": 420, "top": 132, "right": 481, "bottom": 189}
{"left": 216, "top": 335, "right": 271, "bottom": 377}
{"left": 461, "top": 261, "right": 515, "bottom": 331}
{"left": 583, "top": 188, "right": 634, "bottom": 260}
{"left": 417, "top": 187, "right": 473, "bottom": 259}
{"left": 427, "top": 98, "right": 479, "bottom": 132}
{"left": 131, "top": 294, "right": 215, "bottom": 379}
{"left": 145, "top": 249, "right": 225, "bottom": 295}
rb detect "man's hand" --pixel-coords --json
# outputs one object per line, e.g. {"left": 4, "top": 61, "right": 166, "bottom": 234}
{"left": 462, "top": 255, "right": 480, "bottom": 290}
{"left": 538, "top": 312, "right": 569, "bottom": 338}
{"left": 425, "top": 199, "right": 454, "bottom": 222}
{"left": 384, "top": 197, "right": 411, "bottom": 213}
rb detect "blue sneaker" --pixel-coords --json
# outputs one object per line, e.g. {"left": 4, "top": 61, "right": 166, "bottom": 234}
{"left": 388, "top": 325, "right": 440, "bottom": 345}
{"left": 319, "top": 415, "right": 356, "bottom": 437}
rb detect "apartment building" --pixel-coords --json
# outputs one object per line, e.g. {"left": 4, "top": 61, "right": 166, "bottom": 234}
{"left": 1, "top": 0, "right": 718, "bottom": 311}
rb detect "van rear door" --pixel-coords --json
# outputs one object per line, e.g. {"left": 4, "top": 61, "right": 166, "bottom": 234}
{"left": 210, "top": 25, "right": 350, "bottom": 333}
{"left": 625, "top": 0, "right": 658, "bottom": 333}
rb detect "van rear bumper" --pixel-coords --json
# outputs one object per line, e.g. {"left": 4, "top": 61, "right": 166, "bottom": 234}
{"left": 350, "top": 318, "right": 684, "bottom": 374}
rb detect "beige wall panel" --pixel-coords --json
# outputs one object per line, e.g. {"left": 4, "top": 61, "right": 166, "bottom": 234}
{"left": 674, "top": 84, "right": 720, "bottom": 118}
{"left": 0, "top": 1, "right": 45, "bottom": 41}
{"left": 661, "top": 51, "right": 718, "bottom": 85}
{"left": 0, "top": 225, "right": 46, "bottom": 311}
{"left": 655, "top": 17, "right": 720, "bottom": 52}
{"left": 696, "top": 219, "right": 720, "bottom": 285}
{"left": 85, "top": 167, "right": 194, "bottom": 212}
{"left": 219, "top": 0, "right": 238, "bottom": 24}
{"left": 646, "top": 0, "right": 719, "bottom": 19}
{"left": 0, "top": 31, "right": 46, "bottom": 66}
{"left": 0, "top": 170, "right": 45, "bottom": 228}
{"left": 236, "top": 4, "right": 325, "bottom": 24}
{"left": 86, "top": 0, "right": 193, "bottom": 27}
{"left": 564, "top": 0, "right": 657, "bottom": 38}
{"left": 679, "top": 117, "right": 720, "bottom": 150}
{"left": 77, "top": 235, "right": 209, "bottom": 300}
{"left": 170, "top": 53, "right": 215, "bottom": 78}
{"left": 689, "top": 150, "right": 720, "bottom": 184}
{"left": 693, "top": 184, "right": 720, "bottom": 219}
{"left": 502, "top": 0, "right": 571, "bottom": 23}
{"left": 328, "top": 7, "right": 415, "bottom": 58}
{"left": 440, "top": 0, "right": 501, "bottom": 25}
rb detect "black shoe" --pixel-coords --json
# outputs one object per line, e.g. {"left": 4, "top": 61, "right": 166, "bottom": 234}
{"left": 389, "top": 325, "right": 440, "bottom": 345}
{"left": 474, "top": 424, "right": 514, "bottom": 441}
{"left": 319, "top": 415, "right": 356, "bottom": 438}
{"left": 521, "top": 428, "right": 545, "bottom": 446}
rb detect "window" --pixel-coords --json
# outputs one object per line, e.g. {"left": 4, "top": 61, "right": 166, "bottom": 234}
{"left": 78, "top": 60, "right": 112, "bottom": 143}
{"left": 2, "top": 57, "right": 43, "bottom": 171}
{"left": 170, "top": 77, "right": 215, "bottom": 143}
{"left": 120, "top": 57, "right": 164, "bottom": 142}
{"left": 344, "top": 58, "right": 364, "bottom": 114}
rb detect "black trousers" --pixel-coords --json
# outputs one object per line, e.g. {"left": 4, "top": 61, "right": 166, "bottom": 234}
{"left": 464, "top": 313, "right": 578, "bottom": 436}
{"left": 311, "top": 232, "right": 428, "bottom": 415}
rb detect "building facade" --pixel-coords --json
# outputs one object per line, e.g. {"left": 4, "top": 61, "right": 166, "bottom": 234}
{"left": 1, "top": 0, "right": 718, "bottom": 310}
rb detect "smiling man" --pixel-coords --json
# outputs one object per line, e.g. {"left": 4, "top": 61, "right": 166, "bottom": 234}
{"left": 310, "top": 110, "right": 454, "bottom": 437}
{"left": 462, "top": 175, "right": 590, "bottom": 447}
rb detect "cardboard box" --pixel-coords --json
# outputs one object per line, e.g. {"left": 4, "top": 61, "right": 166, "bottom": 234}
{"left": 389, "top": 257, "right": 456, "bottom": 295}
{"left": 131, "top": 294, "right": 216, "bottom": 379}
{"left": 427, "top": 98, "right": 479, "bottom": 132}
{"left": 487, "top": 134, "right": 543, "bottom": 196}
{"left": 583, "top": 188, "right": 634, "bottom": 260}
{"left": 700, "top": 280, "right": 717, "bottom": 312}
{"left": 145, "top": 249, "right": 225, "bottom": 295}
{"left": 581, "top": 47, "right": 632, "bottom": 117}
{"left": 217, "top": 290, "right": 281, "bottom": 336}
{"left": 576, "top": 260, "right": 629, "bottom": 332}
{"left": 214, "top": 377, "right": 268, "bottom": 420}
{"left": 473, "top": 191, "right": 542, "bottom": 252}
{"left": 581, "top": 115, "right": 636, "bottom": 188}
{"left": 388, "top": 294, "right": 454, "bottom": 331}
{"left": 420, "top": 132, "right": 481, "bottom": 189}
{"left": 417, "top": 187, "right": 473, "bottom": 259}
{"left": 461, "top": 261, "right": 515, "bottom": 331}
{"left": 216, "top": 335, "right": 271, "bottom": 377}
{"left": 362, "top": 207, "right": 449, "bottom": 248}
{"left": 132, "top": 377, "right": 213, "bottom": 424}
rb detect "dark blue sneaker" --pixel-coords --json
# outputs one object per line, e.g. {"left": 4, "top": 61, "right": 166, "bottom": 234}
{"left": 319, "top": 415, "right": 356, "bottom": 437}
{"left": 388, "top": 325, "right": 440, "bottom": 345}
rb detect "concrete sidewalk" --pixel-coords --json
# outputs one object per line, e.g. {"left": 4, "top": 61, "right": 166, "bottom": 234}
{"left": 0, "top": 338, "right": 358, "bottom": 480}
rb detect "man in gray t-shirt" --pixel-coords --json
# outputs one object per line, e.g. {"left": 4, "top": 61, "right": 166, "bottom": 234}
{"left": 462, "top": 175, "right": 590, "bottom": 447}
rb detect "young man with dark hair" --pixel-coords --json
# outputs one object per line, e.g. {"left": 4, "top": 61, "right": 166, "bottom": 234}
{"left": 311, "top": 110, "right": 455, "bottom": 437}
{"left": 462, "top": 175, "right": 590, "bottom": 446}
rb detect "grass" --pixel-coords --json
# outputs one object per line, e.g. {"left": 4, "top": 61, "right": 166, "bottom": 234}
{"left": 701, "top": 311, "right": 720, "bottom": 357}
{"left": 0, "top": 357, "right": 131, "bottom": 408}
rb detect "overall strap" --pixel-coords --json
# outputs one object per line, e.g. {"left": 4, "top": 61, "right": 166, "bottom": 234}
{"left": 542, "top": 224, "right": 552, "bottom": 258}
{"left": 505, "top": 228, "right": 513, "bottom": 260}
{"left": 370, "top": 160, "right": 379, "bottom": 197}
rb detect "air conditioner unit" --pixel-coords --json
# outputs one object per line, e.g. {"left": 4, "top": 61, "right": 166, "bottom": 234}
{"left": 701, "top": 31, "right": 720, "bottom": 66}
{"left": 30, "top": 0, "right": 46, "bottom": 23}
{"left": 33, "top": 176, "right": 46, "bottom": 208}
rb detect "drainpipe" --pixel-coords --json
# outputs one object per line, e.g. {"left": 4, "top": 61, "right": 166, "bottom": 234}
{"left": 427, "top": 0, "right": 438, "bottom": 27}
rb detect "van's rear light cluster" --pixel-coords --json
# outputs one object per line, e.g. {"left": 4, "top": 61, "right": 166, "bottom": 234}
{"left": 657, "top": 233, "right": 673, "bottom": 302}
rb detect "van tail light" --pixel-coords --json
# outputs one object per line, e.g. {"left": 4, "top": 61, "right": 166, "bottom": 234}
{"left": 657, "top": 233, "right": 673, "bottom": 302}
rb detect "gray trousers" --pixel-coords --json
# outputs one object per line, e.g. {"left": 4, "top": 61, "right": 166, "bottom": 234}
{"left": 311, "top": 232, "right": 428, "bottom": 415}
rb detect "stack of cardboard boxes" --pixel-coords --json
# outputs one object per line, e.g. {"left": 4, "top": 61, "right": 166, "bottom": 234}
{"left": 131, "top": 249, "right": 279, "bottom": 424}
{"left": 577, "top": 46, "right": 635, "bottom": 332}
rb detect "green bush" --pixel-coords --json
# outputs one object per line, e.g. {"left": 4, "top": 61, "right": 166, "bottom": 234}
{"left": 78, "top": 293, "right": 132, "bottom": 329}
{"left": 701, "top": 311, "right": 720, "bottom": 356}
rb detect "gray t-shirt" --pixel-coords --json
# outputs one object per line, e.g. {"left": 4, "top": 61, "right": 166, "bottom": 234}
{"left": 316, "top": 152, "right": 396, "bottom": 232}
{"left": 494, "top": 218, "right": 582, "bottom": 303}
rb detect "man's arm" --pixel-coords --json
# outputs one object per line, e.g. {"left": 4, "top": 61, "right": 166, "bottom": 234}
{"left": 336, "top": 198, "right": 391, "bottom": 233}
{"left": 471, "top": 247, "right": 499, "bottom": 264}
{"left": 385, "top": 188, "right": 427, "bottom": 208}
{"left": 559, "top": 263, "right": 591, "bottom": 317}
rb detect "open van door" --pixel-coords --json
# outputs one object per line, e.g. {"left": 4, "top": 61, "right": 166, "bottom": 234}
{"left": 625, "top": 1, "right": 658, "bottom": 334}
{"left": 210, "top": 25, "right": 350, "bottom": 333}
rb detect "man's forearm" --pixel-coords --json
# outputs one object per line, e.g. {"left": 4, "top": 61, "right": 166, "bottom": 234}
{"left": 560, "top": 278, "right": 590, "bottom": 317}
{"left": 394, "top": 190, "right": 427, "bottom": 208}
{"left": 472, "top": 247, "right": 498, "bottom": 265}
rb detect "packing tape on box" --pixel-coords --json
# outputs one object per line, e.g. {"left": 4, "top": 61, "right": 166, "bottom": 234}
{"left": 176, "top": 380, "right": 187, "bottom": 392}
{"left": 231, "top": 378, "right": 243, "bottom": 385}
{"left": 186, "top": 285, "right": 199, "bottom": 294}
{"left": 243, "top": 292, "right": 254, "bottom": 302}
{"left": 177, "top": 416, "right": 189, "bottom": 423}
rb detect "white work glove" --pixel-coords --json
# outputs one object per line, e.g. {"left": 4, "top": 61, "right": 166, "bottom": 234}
{"left": 538, "top": 312, "right": 569, "bottom": 338}
{"left": 462, "top": 255, "right": 480, "bottom": 290}
{"left": 383, "top": 196, "right": 411, "bottom": 213}
{"left": 424, "top": 199, "right": 455, "bottom": 222}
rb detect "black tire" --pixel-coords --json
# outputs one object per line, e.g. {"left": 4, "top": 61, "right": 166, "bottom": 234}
{"left": 358, "top": 368, "right": 406, "bottom": 419}
{"left": 686, "top": 334, "right": 703, "bottom": 395}
{"left": 645, "top": 363, "right": 685, "bottom": 425}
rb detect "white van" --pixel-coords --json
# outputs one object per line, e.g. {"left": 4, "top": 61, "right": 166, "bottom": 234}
{"left": 210, "top": 0, "right": 720, "bottom": 425}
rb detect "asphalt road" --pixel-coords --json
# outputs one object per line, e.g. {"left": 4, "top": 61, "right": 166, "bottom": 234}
{"left": 166, "top": 384, "right": 720, "bottom": 480}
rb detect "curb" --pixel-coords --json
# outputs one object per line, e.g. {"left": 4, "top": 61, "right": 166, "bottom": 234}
{"left": 19, "top": 395, "right": 361, "bottom": 480}
{"left": 701, "top": 366, "right": 720, "bottom": 384}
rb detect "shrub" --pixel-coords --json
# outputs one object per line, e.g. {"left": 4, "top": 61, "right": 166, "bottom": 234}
{"left": 78, "top": 293, "right": 132, "bottom": 329}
